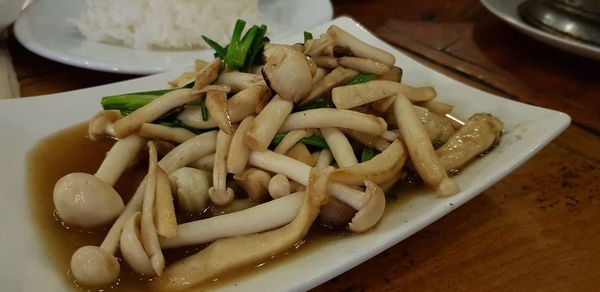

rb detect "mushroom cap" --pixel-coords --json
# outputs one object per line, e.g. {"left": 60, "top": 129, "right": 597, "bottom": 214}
{"left": 348, "top": 180, "right": 386, "bottom": 232}
{"left": 262, "top": 44, "right": 312, "bottom": 102}
{"left": 53, "top": 173, "right": 125, "bottom": 228}
{"left": 70, "top": 245, "right": 120, "bottom": 287}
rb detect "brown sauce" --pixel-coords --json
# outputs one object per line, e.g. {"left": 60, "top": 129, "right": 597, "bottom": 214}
{"left": 27, "top": 123, "right": 366, "bottom": 291}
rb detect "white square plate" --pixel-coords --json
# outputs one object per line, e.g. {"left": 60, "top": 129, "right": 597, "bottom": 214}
{"left": 0, "top": 17, "right": 570, "bottom": 291}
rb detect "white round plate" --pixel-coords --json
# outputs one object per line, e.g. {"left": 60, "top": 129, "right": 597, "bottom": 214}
{"left": 13, "top": 0, "right": 333, "bottom": 75}
{"left": 481, "top": 0, "right": 600, "bottom": 61}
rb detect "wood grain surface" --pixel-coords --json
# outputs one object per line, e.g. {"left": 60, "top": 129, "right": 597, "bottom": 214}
{"left": 6, "top": 0, "right": 600, "bottom": 291}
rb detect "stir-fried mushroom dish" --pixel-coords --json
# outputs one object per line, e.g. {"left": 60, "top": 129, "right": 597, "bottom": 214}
{"left": 50, "top": 20, "right": 503, "bottom": 290}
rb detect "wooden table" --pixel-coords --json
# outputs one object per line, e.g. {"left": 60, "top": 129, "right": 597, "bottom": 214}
{"left": 8, "top": 1, "right": 600, "bottom": 290}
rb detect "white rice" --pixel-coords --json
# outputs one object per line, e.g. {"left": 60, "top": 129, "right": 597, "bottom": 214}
{"left": 74, "top": 0, "right": 275, "bottom": 50}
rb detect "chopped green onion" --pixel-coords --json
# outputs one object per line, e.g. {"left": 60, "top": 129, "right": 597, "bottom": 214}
{"left": 201, "top": 36, "right": 227, "bottom": 59}
{"left": 304, "top": 31, "right": 313, "bottom": 42}
{"left": 293, "top": 97, "right": 335, "bottom": 112}
{"left": 101, "top": 89, "right": 171, "bottom": 111}
{"left": 301, "top": 136, "right": 328, "bottom": 149}
{"left": 201, "top": 96, "right": 209, "bottom": 121}
{"left": 361, "top": 147, "right": 376, "bottom": 162}
{"left": 347, "top": 73, "right": 375, "bottom": 85}
{"left": 203, "top": 19, "right": 269, "bottom": 72}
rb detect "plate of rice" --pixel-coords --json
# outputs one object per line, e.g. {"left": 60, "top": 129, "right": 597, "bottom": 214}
{"left": 14, "top": 0, "right": 333, "bottom": 75}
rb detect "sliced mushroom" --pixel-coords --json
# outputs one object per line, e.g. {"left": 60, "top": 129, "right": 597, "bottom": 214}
{"left": 268, "top": 174, "right": 291, "bottom": 199}
{"left": 176, "top": 85, "right": 270, "bottom": 129}
{"left": 192, "top": 57, "right": 223, "bottom": 90}
{"left": 168, "top": 167, "right": 212, "bottom": 213}
{"left": 214, "top": 71, "right": 264, "bottom": 92}
{"left": 327, "top": 25, "right": 395, "bottom": 65}
{"left": 413, "top": 105, "right": 456, "bottom": 147}
{"left": 338, "top": 57, "right": 391, "bottom": 75}
{"left": 140, "top": 141, "right": 165, "bottom": 276}
{"left": 160, "top": 192, "right": 305, "bottom": 249}
{"left": 53, "top": 134, "right": 145, "bottom": 228}
{"left": 393, "top": 93, "right": 458, "bottom": 196}
{"left": 262, "top": 44, "right": 312, "bottom": 102}
{"left": 154, "top": 167, "right": 178, "bottom": 238}
{"left": 312, "top": 56, "right": 339, "bottom": 69}
{"left": 344, "top": 129, "right": 390, "bottom": 152}
{"left": 304, "top": 33, "right": 335, "bottom": 57}
{"left": 234, "top": 168, "right": 271, "bottom": 202}
{"left": 332, "top": 80, "right": 436, "bottom": 110}
{"left": 205, "top": 90, "right": 233, "bottom": 134}
{"left": 285, "top": 143, "right": 315, "bottom": 166}
{"left": 436, "top": 113, "right": 503, "bottom": 172}
{"left": 279, "top": 108, "right": 387, "bottom": 135}
{"left": 244, "top": 95, "right": 294, "bottom": 151}
{"left": 376, "top": 66, "right": 403, "bottom": 82}
{"left": 302, "top": 67, "right": 358, "bottom": 105}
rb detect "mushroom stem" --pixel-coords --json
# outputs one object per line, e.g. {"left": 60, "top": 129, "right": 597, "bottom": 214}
{"left": 140, "top": 141, "right": 165, "bottom": 276}
{"left": 227, "top": 115, "right": 254, "bottom": 175}
{"left": 157, "top": 130, "right": 217, "bottom": 173}
{"left": 208, "top": 130, "right": 235, "bottom": 206}
{"left": 279, "top": 108, "right": 387, "bottom": 135}
{"left": 268, "top": 174, "right": 291, "bottom": 199}
{"left": 321, "top": 127, "right": 358, "bottom": 168}
{"left": 245, "top": 95, "right": 294, "bottom": 151}
{"left": 205, "top": 90, "right": 233, "bottom": 134}
{"left": 138, "top": 123, "right": 196, "bottom": 144}
{"left": 54, "top": 134, "right": 145, "bottom": 228}
{"left": 328, "top": 180, "right": 386, "bottom": 232}
{"left": 214, "top": 71, "right": 264, "bottom": 92}
{"left": 327, "top": 25, "right": 395, "bottom": 65}
{"left": 332, "top": 80, "right": 436, "bottom": 110}
{"left": 94, "top": 134, "right": 145, "bottom": 186}
{"left": 315, "top": 149, "right": 334, "bottom": 169}
{"left": 393, "top": 93, "right": 458, "bottom": 196}
{"left": 273, "top": 129, "right": 313, "bottom": 154}
{"left": 160, "top": 192, "right": 305, "bottom": 249}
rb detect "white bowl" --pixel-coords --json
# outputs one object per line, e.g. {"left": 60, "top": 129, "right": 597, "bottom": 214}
{"left": 0, "top": 0, "right": 24, "bottom": 33}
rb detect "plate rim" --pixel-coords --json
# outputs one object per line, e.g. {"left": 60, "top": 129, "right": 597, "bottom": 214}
{"left": 480, "top": 0, "right": 600, "bottom": 60}
{"left": 13, "top": 0, "right": 334, "bottom": 75}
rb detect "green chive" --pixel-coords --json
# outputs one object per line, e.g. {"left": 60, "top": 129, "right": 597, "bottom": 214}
{"left": 361, "top": 147, "right": 376, "bottom": 162}
{"left": 347, "top": 73, "right": 375, "bottom": 85}
{"left": 304, "top": 31, "right": 313, "bottom": 42}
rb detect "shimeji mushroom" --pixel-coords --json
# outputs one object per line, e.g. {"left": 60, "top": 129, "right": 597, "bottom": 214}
{"left": 304, "top": 33, "right": 334, "bottom": 57}
{"left": 235, "top": 168, "right": 271, "bottom": 202}
{"left": 245, "top": 95, "right": 294, "bottom": 151}
{"left": 321, "top": 127, "right": 358, "bottom": 167}
{"left": 393, "top": 93, "right": 459, "bottom": 196}
{"left": 138, "top": 123, "right": 196, "bottom": 144}
{"left": 159, "top": 192, "right": 305, "bottom": 249}
{"left": 273, "top": 129, "right": 313, "bottom": 154}
{"left": 262, "top": 44, "right": 313, "bottom": 103}
{"left": 158, "top": 167, "right": 332, "bottom": 290}
{"left": 436, "top": 113, "right": 503, "bottom": 172}
{"left": 327, "top": 25, "right": 395, "bottom": 65}
{"left": 208, "top": 130, "right": 235, "bottom": 206}
{"left": 53, "top": 134, "right": 145, "bottom": 228}
{"left": 119, "top": 211, "right": 154, "bottom": 276}
{"left": 279, "top": 108, "right": 387, "bottom": 135}
{"left": 169, "top": 167, "right": 212, "bottom": 213}
{"left": 69, "top": 130, "right": 218, "bottom": 286}
{"left": 312, "top": 56, "right": 339, "bottom": 69}
{"left": 328, "top": 180, "right": 386, "bottom": 232}
{"left": 268, "top": 173, "right": 291, "bottom": 199}
{"left": 302, "top": 67, "right": 358, "bottom": 105}
{"left": 192, "top": 57, "right": 223, "bottom": 90}
{"left": 88, "top": 110, "right": 122, "bottom": 139}
{"left": 177, "top": 85, "right": 270, "bottom": 129}
{"left": 332, "top": 80, "right": 436, "bottom": 110}
{"left": 214, "top": 71, "right": 265, "bottom": 92}
{"left": 226, "top": 115, "right": 255, "bottom": 175}
{"left": 337, "top": 57, "right": 391, "bottom": 75}
{"left": 205, "top": 90, "right": 234, "bottom": 134}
